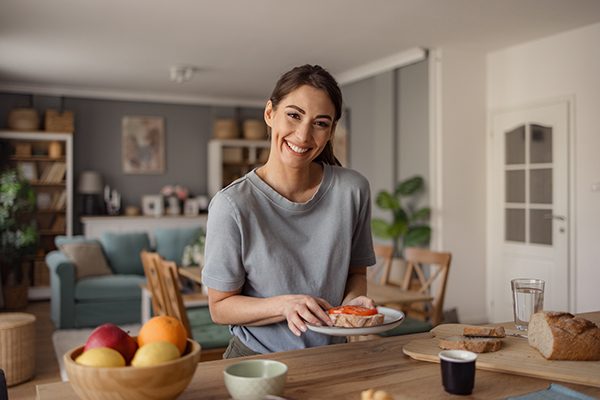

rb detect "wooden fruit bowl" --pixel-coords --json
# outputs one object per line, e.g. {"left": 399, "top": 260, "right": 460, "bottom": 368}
{"left": 64, "top": 338, "right": 201, "bottom": 400}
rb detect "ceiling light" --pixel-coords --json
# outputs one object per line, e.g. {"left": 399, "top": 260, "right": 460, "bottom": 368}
{"left": 169, "top": 65, "right": 196, "bottom": 84}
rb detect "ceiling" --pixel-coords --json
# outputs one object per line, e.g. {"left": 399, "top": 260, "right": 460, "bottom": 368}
{"left": 2, "top": 0, "right": 600, "bottom": 107}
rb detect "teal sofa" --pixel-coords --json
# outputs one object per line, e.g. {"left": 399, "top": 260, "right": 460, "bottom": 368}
{"left": 46, "top": 227, "right": 201, "bottom": 329}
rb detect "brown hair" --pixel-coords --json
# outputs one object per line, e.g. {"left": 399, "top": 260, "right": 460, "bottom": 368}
{"left": 269, "top": 64, "right": 343, "bottom": 166}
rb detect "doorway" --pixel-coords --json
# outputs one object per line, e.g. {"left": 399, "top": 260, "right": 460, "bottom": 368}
{"left": 488, "top": 100, "right": 571, "bottom": 323}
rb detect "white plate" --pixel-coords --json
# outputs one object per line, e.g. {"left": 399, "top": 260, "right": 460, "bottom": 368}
{"left": 306, "top": 307, "right": 405, "bottom": 336}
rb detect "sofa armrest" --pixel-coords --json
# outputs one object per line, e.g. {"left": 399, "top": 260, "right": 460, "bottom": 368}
{"left": 45, "top": 250, "right": 77, "bottom": 329}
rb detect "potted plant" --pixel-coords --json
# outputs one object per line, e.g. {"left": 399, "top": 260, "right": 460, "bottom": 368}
{"left": 371, "top": 175, "right": 431, "bottom": 257}
{"left": 0, "top": 169, "right": 40, "bottom": 309}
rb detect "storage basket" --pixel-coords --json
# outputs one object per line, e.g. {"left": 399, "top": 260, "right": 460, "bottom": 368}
{"left": 33, "top": 259, "right": 50, "bottom": 286}
{"left": 214, "top": 119, "right": 240, "bottom": 139}
{"left": 44, "top": 110, "right": 74, "bottom": 133}
{"left": 0, "top": 313, "right": 36, "bottom": 386}
{"left": 2, "top": 283, "right": 28, "bottom": 310}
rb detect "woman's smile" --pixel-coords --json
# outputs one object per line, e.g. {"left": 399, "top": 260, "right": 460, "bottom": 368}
{"left": 285, "top": 140, "right": 310, "bottom": 154}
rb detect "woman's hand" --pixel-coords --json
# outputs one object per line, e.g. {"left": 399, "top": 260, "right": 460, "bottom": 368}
{"left": 280, "top": 294, "right": 334, "bottom": 337}
{"left": 346, "top": 295, "right": 377, "bottom": 309}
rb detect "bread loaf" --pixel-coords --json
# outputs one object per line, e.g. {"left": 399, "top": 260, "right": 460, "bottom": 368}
{"left": 463, "top": 325, "right": 506, "bottom": 338}
{"left": 438, "top": 335, "right": 502, "bottom": 353}
{"left": 329, "top": 313, "right": 384, "bottom": 328}
{"left": 528, "top": 311, "right": 600, "bottom": 361}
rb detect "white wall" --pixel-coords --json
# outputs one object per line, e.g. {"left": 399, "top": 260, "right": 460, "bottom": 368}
{"left": 437, "top": 48, "right": 488, "bottom": 324}
{"left": 487, "top": 23, "right": 600, "bottom": 313}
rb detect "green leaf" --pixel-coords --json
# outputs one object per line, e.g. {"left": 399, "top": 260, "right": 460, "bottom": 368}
{"left": 404, "top": 226, "right": 431, "bottom": 247}
{"left": 395, "top": 176, "right": 423, "bottom": 197}
{"left": 375, "top": 191, "right": 399, "bottom": 210}
{"left": 389, "top": 220, "right": 408, "bottom": 238}
{"left": 393, "top": 208, "right": 409, "bottom": 224}
{"left": 410, "top": 207, "right": 431, "bottom": 222}
{"left": 371, "top": 219, "right": 393, "bottom": 239}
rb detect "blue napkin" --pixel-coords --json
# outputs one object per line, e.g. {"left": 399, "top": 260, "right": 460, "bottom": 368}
{"left": 503, "top": 383, "right": 598, "bottom": 400}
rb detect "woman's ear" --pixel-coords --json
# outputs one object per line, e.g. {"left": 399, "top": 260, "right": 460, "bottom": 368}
{"left": 264, "top": 100, "right": 274, "bottom": 128}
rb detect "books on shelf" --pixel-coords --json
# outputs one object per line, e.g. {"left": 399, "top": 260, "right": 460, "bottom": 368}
{"left": 49, "top": 190, "right": 67, "bottom": 211}
{"left": 39, "top": 162, "right": 66, "bottom": 183}
{"left": 49, "top": 214, "right": 66, "bottom": 232}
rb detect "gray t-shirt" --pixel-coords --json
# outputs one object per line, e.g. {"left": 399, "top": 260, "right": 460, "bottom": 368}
{"left": 202, "top": 163, "right": 376, "bottom": 353}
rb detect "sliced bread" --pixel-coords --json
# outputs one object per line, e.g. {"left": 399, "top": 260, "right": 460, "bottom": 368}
{"left": 528, "top": 311, "right": 600, "bottom": 361}
{"left": 329, "top": 313, "right": 385, "bottom": 328}
{"left": 463, "top": 325, "right": 506, "bottom": 338}
{"left": 438, "top": 335, "right": 502, "bottom": 353}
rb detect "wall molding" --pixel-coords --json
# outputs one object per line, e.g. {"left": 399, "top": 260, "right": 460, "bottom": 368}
{"left": 337, "top": 47, "right": 427, "bottom": 86}
{"left": 0, "top": 83, "right": 266, "bottom": 108}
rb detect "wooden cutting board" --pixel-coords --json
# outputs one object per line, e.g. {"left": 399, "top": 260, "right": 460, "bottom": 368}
{"left": 403, "top": 318, "right": 600, "bottom": 388}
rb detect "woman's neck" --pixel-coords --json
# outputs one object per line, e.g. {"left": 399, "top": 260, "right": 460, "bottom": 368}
{"left": 256, "top": 161, "right": 324, "bottom": 203}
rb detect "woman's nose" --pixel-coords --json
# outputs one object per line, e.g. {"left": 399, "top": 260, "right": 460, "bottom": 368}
{"left": 295, "top": 122, "right": 311, "bottom": 142}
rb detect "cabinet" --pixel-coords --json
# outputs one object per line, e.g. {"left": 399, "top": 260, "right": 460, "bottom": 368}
{"left": 0, "top": 130, "right": 73, "bottom": 299}
{"left": 207, "top": 139, "right": 270, "bottom": 198}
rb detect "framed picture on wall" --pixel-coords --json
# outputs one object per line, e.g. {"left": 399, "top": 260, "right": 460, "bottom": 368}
{"left": 122, "top": 116, "right": 165, "bottom": 174}
{"left": 183, "top": 198, "right": 199, "bottom": 216}
{"left": 142, "top": 195, "right": 162, "bottom": 216}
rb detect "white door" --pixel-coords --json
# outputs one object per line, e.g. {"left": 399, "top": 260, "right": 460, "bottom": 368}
{"left": 488, "top": 101, "right": 570, "bottom": 323}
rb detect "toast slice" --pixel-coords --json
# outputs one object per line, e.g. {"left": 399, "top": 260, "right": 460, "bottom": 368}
{"left": 438, "top": 335, "right": 502, "bottom": 353}
{"left": 330, "top": 313, "right": 385, "bottom": 328}
{"left": 463, "top": 325, "right": 506, "bottom": 338}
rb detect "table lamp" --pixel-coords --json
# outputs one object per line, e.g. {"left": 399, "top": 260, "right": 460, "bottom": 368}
{"left": 77, "top": 171, "right": 103, "bottom": 215}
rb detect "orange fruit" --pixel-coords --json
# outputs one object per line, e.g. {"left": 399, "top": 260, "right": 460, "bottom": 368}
{"left": 137, "top": 316, "right": 187, "bottom": 355}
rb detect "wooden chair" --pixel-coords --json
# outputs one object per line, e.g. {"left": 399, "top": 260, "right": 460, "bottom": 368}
{"left": 155, "top": 258, "right": 232, "bottom": 360}
{"left": 140, "top": 250, "right": 169, "bottom": 318}
{"left": 378, "top": 247, "right": 452, "bottom": 337}
{"left": 366, "top": 244, "right": 395, "bottom": 286}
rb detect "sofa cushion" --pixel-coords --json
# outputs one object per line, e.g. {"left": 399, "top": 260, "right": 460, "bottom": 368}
{"left": 59, "top": 242, "right": 114, "bottom": 280}
{"left": 75, "top": 275, "right": 146, "bottom": 301}
{"left": 154, "top": 227, "right": 201, "bottom": 264}
{"left": 101, "top": 231, "right": 150, "bottom": 275}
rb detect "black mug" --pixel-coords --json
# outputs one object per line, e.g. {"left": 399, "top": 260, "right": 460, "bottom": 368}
{"left": 439, "top": 350, "right": 477, "bottom": 395}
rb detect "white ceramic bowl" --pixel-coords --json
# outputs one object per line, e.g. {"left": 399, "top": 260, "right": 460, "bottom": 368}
{"left": 223, "top": 359, "right": 288, "bottom": 400}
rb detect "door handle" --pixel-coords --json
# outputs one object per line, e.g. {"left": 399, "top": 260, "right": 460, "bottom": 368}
{"left": 543, "top": 214, "right": 565, "bottom": 221}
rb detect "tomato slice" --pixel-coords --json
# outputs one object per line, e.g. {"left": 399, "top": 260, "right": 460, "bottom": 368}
{"left": 328, "top": 305, "right": 378, "bottom": 316}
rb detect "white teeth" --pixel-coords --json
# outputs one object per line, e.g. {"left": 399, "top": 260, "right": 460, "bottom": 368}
{"left": 286, "top": 141, "right": 309, "bottom": 153}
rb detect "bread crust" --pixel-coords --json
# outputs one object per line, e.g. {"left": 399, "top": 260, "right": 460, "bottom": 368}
{"left": 463, "top": 326, "right": 506, "bottom": 338}
{"left": 528, "top": 311, "right": 600, "bottom": 361}
{"left": 438, "top": 335, "right": 502, "bottom": 353}
{"left": 330, "top": 313, "right": 385, "bottom": 328}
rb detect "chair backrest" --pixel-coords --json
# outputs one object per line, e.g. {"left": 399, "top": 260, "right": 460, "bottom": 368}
{"left": 140, "top": 250, "right": 169, "bottom": 318}
{"left": 400, "top": 247, "right": 452, "bottom": 326}
{"left": 158, "top": 259, "right": 194, "bottom": 340}
{"left": 366, "top": 244, "right": 395, "bottom": 285}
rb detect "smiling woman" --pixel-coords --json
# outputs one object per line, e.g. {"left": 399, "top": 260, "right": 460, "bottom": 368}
{"left": 201, "top": 64, "right": 377, "bottom": 359}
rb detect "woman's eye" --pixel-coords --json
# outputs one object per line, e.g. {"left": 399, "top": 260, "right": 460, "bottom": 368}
{"left": 287, "top": 112, "right": 300, "bottom": 119}
{"left": 315, "top": 121, "right": 330, "bottom": 128}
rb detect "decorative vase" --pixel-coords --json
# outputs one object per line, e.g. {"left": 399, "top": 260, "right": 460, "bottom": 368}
{"left": 166, "top": 196, "right": 181, "bottom": 215}
{"left": 48, "top": 140, "right": 62, "bottom": 158}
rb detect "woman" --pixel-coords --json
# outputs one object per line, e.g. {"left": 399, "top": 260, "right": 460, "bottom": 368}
{"left": 202, "top": 64, "right": 376, "bottom": 358}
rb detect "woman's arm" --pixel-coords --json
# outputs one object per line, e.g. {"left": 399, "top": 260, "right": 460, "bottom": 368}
{"left": 342, "top": 266, "right": 376, "bottom": 308}
{"left": 207, "top": 287, "right": 334, "bottom": 337}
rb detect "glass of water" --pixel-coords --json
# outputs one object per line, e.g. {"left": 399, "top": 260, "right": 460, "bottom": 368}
{"left": 511, "top": 278, "right": 545, "bottom": 331}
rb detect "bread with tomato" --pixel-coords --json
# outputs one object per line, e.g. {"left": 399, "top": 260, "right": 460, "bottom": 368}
{"left": 328, "top": 305, "right": 385, "bottom": 328}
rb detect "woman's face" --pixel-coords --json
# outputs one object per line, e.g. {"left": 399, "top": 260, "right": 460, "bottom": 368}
{"left": 264, "top": 85, "right": 336, "bottom": 170}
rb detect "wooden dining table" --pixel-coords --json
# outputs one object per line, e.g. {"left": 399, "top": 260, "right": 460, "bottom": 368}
{"left": 37, "top": 312, "right": 600, "bottom": 400}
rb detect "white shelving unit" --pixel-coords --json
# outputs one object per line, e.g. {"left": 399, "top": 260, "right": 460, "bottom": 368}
{"left": 0, "top": 130, "right": 74, "bottom": 299}
{"left": 207, "top": 138, "right": 270, "bottom": 198}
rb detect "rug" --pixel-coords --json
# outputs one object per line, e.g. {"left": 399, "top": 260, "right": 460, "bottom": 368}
{"left": 52, "top": 323, "right": 141, "bottom": 381}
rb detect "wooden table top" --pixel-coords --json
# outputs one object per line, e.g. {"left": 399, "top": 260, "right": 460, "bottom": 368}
{"left": 37, "top": 312, "right": 600, "bottom": 400}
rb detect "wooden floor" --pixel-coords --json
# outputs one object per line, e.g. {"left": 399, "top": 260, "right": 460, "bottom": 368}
{"left": 4, "top": 300, "right": 61, "bottom": 400}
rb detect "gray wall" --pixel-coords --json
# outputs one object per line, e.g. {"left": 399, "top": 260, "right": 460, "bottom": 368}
{"left": 0, "top": 92, "right": 263, "bottom": 234}
{"left": 342, "top": 60, "right": 429, "bottom": 242}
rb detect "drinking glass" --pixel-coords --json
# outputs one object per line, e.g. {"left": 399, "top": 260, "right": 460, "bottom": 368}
{"left": 511, "top": 278, "right": 544, "bottom": 331}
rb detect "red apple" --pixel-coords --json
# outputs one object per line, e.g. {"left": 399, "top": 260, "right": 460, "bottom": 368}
{"left": 84, "top": 323, "right": 138, "bottom": 364}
